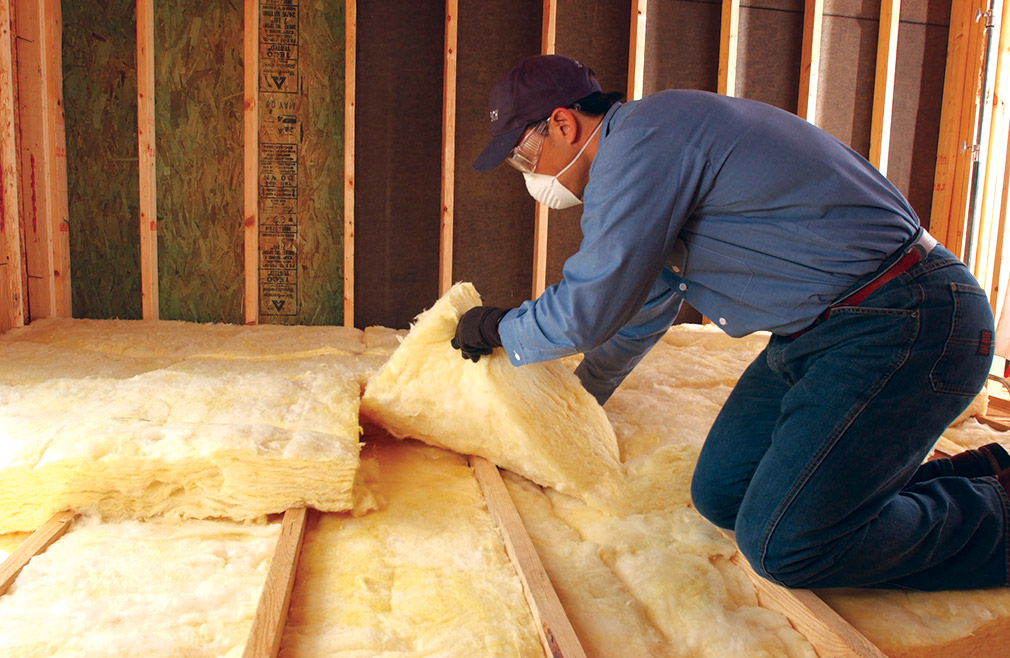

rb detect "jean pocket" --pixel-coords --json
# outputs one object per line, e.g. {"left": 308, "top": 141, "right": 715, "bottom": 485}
{"left": 930, "top": 282, "right": 994, "bottom": 395}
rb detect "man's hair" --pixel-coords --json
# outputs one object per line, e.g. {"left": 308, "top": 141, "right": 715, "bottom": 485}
{"left": 569, "top": 90, "right": 625, "bottom": 116}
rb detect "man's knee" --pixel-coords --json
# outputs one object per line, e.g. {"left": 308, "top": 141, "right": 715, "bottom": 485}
{"left": 690, "top": 471, "right": 739, "bottom": 530}
{"left": 734, "top": 516, "right": 830, "bottom": 589}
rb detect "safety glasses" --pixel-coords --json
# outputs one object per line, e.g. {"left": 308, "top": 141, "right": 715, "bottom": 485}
{"left": 504, "top": 119, "right": 549, "bottom": 174}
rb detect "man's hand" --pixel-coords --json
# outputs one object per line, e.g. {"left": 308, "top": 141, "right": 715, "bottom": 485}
{"left": 451, "top": 306, "right": 509, "bottom": 362}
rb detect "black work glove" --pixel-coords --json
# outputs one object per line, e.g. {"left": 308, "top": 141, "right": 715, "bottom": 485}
{"left": 451, "top": 306, "right": 508, "bottom": 362}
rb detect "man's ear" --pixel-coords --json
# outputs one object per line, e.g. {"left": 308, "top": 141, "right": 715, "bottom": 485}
{"left": 549, "top": 108, "right": 579, "bottom": 145}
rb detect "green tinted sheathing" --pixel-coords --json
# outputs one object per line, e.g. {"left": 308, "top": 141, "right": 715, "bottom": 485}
{"left": 154, "top": 0, "right": 244, "bottom": 323}
{"left": 62, "top": 0, "right": 142, "bottom": 320}
{"left": 257, "top": 0, "right": 344, "bottom": 325}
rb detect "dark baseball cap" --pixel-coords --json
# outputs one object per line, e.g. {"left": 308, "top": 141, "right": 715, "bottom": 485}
{"left": 472, "top": 55, "right": 601, "bottom": 171}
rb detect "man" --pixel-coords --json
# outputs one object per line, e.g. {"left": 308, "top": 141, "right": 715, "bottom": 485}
{"left": 452, "top": 54, "right": 1008, "bottom": 591}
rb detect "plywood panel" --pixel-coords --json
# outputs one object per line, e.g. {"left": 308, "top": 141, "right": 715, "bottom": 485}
{"left": 453, "top": 0, "right": 540, "bottom": 309}
{"left": 61, "top": 0, "right": 142, "bottom": 320}
{"left": 737, "top": 0, "right": 803, "bottom": 112}
{"left": 153, "top": 0, "right": 243, "bottom": 323}
{"left": 255, "top": 0, "right": 345, "bottom": 326}
{"left": 354, "top": 0, "right": 443, "bottom": 329}
{"left": 643, "top": 0, "right": 720, "bottom": 95}
{"left": 547, "top": 0, "right": 631, "bottom": 289}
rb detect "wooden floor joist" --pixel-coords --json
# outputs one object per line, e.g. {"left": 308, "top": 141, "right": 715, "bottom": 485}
{"left": 470, "top": 455, "right": 587, "bottom": 658}
{"left": 242, "top": 506, "right": 309, "bottom": 658}
{"left": 0, "top": 510, "right": 75, "bottom": 596}
{"left": 721, "top": 530, "right": 887, "bottom": 658}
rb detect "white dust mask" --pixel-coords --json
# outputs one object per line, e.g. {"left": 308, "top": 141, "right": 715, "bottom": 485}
{"left": 522, "top": 120, "right": 602, "bottom": 210}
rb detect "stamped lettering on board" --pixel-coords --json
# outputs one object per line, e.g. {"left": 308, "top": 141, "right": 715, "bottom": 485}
{"left": 259, "top": 0, "right": 300, "bottom": 318}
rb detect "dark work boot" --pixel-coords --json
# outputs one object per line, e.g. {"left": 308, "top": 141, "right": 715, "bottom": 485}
{"left": 950, "top": 443, "right": 1010, "bottom": 478}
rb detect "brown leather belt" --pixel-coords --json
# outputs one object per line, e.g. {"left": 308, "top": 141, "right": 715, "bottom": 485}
{"left": 790, "top": 230, "right": 938, "bottom": 340}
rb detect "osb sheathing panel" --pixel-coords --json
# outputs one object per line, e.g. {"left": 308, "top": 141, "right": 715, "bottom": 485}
{"left": 259, "top": 0, "right": 345, "bottom": 326}
{"left": 452, "top": 0, "right": 540, "bottom": 309}
{"left": 547, "top": 0, "right": 632, "bottom": 289}
{"left": 63, "top": 0, "right": 344, "bottom": 325}
{"left": 643, "top": 0, "right": 721, "bottom": 94}
{"left": 353, "top": 0, "right": 442, "bottom": 330}
{"left": 154, "top": 0, "right": 244, "bottom": 324}
{"left": 62, "top": 0, "right": 142, "bottom": 320}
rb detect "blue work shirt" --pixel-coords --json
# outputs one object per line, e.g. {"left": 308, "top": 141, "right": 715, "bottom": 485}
{"left": 497, "top": 90, "right": 920, "bottom": 403}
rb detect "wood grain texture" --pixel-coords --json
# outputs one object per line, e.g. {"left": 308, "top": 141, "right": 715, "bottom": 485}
{"left": 470, "top": 456, "right": 587, "bottom": 658}
{"left": 242, "top": 507, "right": 308, "bottom": 658}
{"left": 0, "top": 510, "right": 75, "bottom": 596}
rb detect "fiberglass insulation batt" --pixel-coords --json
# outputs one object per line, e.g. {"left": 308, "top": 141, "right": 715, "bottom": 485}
{"left": 0, "top": 319, "right": 388, "bottom": 531}
{"left": 361, "top": 282, "right": 626, "bottom": 511}
{"left": 0, "top": 515, "right": 281, "bottom": 657}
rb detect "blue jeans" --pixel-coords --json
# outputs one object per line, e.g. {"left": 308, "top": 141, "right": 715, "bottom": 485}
{"left": 691, "top": 245, "right": 1008, "bottom": 590}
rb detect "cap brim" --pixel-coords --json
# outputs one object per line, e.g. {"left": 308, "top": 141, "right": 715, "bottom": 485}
{"left": 472, "top": 124, "right": 527, "bottom": 171}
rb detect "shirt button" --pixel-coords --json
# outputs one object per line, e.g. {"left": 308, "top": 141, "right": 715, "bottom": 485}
{"left": 672, "top": 266, "right": 681, "bottom": 273}
{"left": 718, "top": 317, "right": 727, "bottom": 326}
{"left": 678, "top": 283, "right": 687, "bottom": 292}
{"left": 514, "top": 352, "right": 521, "bottom": 361}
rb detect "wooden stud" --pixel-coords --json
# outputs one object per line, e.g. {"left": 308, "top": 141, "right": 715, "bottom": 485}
{"left": 628, "top": 0, "right": 647, "bottom": 101}
{"left": 533, "top": 204, "right": 549, "bottom": 298}
{"left": 137, "top": 0, "right": 159, "bottom": 320}
{"left": 946, "top": 0, "right": 988, "bottom": 258}
{"left": 722, "top": 532, "right": 888, "bottom": 658}
{"left": 532, "top": 0, "right": 557, "bottom": 300}
{"left": 798, "top": 0, "right": 824, "bottom": 123}
{"left": 439, "top": 0, "right": 457, "bottom": 297}
{"left": 0, "top": 510, "right": 75, "bottom": 596}
{"left": 717, "top": 0, "right": 739, "bottom": 97}
{"left": 470, "top": 456, "right": 588, "bottom": 658}
{"left": 42, "top": 0, "right": 68, "bottom": 317}
{"left": 869, "top": 0, "right": 900, "bottom": 175}
{"left": 931, "top": 0, "right": 988, "bottom": 257}
{"left": 241, "top": 507, "right": 308, "bottom": 658}
{"left": 542, "top": 0, "right": 556, "bottom": 56}
{"left": 988, "top": 90, "right": 1010, "bottom": 316}
{"left": 930, "top": 0, "right": 972, "bottom": 251}
{"left": 343, "top": 0, "right": 355, "bottom": 326}
{"left": 244, "top": 0, "right": 259, "bottom": 325}
{"left": 972, "top": 1, "right": 1008, "bottom": 301}
{"left": 10, "top": 0, "right": 26, "bottom": 324}
{"left": 0, "top": 0, "right": 23, "bottom": 332}
{"left": 13, "top": 0, "right": 65, "bottom": 322}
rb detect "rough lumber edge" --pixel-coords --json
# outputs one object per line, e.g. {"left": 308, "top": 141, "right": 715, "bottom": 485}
{"left": 241, "top": 507, "right": 308, "bottom": 658}
{"left": 980, "top": 394, "right": 1010, "bottom": 431}
{"left": 243, "top": 0, "right": 259, "bottom": 325}
{"left": 628, "top": 0, "right": 646, "bottom": 101}
{"left": 343, "top": 0, "right": 355, "bottom": 326}
{"left": 0, "top": 0, "right": 23, "bottom": 332}
{"left": 532, "top": 0, "right": 556, "bottom": 300}
{"left": 12, "top": 0, "right": 54, "bottom": 322}
{"left": 470, "top": 456, "right": 587, "bottom": 658}
{"left": 42, "top": 0, "right": 68, "bottom": 317}
{"left": 0, "top": 510, "right": 75, "bottom": 596}
{"left": 717, "top": 0, "right": 738, "bottom": 97}
{"left": 720, "top": 530, "right": 887, "bottom": 658}
{"left": 136, "top": 0, "right": 159, "bottom": 320}
{"left": 439, "top": 0, "right": 456, "bottom": 298}
{"left": 869, "top": 0, "right": 900, "bottom": 175}
{"left": 797, "top": 0, "right": 823, "bottom": 123}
